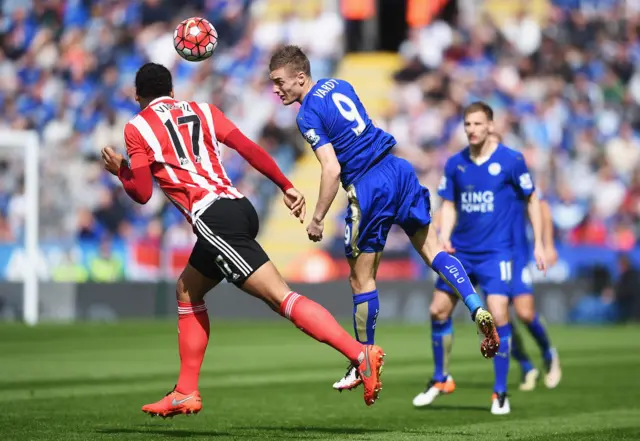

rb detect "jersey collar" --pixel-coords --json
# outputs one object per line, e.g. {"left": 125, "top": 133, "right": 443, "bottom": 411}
{"left": 465, "top": 143, "right": 501, "bottom": 165}
{"left": 300, "top": 82, "right": 319, "bottom": 106}
{"left": 149, "top": 96, "right": 175, "bottom": 105}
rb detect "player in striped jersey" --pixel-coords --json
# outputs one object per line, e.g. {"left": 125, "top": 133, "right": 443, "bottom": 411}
{"left": 101, "top": 63, "right": 385, "bottom": 417}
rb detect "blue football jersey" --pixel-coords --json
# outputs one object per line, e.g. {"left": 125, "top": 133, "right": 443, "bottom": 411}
{"left": 296, "top": 78, "right": 396, "bottom": 187}
{"left": 438, "top": 144, "right": 535, "bottom": 254}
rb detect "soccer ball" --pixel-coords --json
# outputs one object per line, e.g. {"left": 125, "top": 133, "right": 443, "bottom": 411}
{"left": 173, "top": 17, "right": 218, "bottom": 62}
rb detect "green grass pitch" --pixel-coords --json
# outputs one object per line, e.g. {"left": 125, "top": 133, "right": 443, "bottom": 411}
{"left": 1, "top": 320, "right": 639, "bottom": 440}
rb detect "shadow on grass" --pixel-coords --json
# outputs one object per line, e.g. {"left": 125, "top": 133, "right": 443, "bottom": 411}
{"left": 96, "top": 428, "right": 232, "bottom": 438}
{"left": 97, "top": 424, "right": 391, "bottom": 439}
{"left": 413, "top": 404, "right": 488, "bottom": 412}
{"left": 250, "top": 426, "right": 390, "bottom": 434}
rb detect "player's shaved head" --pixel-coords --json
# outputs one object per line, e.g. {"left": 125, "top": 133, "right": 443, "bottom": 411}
{"left": 135, "top": 63, "right": 173, "bottom": 100}
{"left": 269, "top": 45, "right": 311, "bottom": 77}
{"left": 463, "top": 102, "right": 494, "bottom": 121}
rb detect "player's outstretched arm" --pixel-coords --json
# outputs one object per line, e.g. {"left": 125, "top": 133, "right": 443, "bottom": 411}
{"left": 224, "top": 130, "right": 294, "bottom": 192}
{"left": 540, "top": 199, "right": 558, "bottom": 267}
{"left": 526, "top": 192, "right": 547, "bottom": 274}
{"left": 307, "top": 143, "right": 341, "bottom": 242}
{"left": 208, "top": 105, "right": 304, "bottom": 221}
{"left": 208, "top": 104, "right": 294, "bottom": 193}
{"left": 223, "top": 130, "right": 306, "bottom": 221}
{"left": 101, "top": 146, "right": 153, "bottom": 204}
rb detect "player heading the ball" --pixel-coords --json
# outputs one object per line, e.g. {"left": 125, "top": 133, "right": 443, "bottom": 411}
{"left": 269, "top": 45, "right": 500, "bottom": 392}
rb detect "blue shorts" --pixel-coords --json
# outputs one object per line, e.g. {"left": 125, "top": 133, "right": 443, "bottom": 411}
{"left": 512, "top": 248, "right": 533, "bottom": 296}
{"left": 435, "top": 251, "right": 513, "bottom": 297}
{"left": 344, "top": 154, "right": 431, "bottom": 258}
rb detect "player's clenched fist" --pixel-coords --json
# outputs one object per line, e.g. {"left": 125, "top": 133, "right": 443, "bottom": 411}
{"left": 283, "top": 188, "right": 306, "bottom": 223}
{"left": 101, "top": 146, "right": 126, "bottom": 176}
{"left": 306, "top": 219, "right": 324, "bottom": 242}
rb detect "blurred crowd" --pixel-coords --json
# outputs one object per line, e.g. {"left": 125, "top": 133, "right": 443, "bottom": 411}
{"left": 0, "top": 0, "right": 342, "bottom": 246}
{"left": 363, "top": 0, "right": 640, "bottom": 255}
{"left": 3, "top": 0, "right": 640, "bottom": 259}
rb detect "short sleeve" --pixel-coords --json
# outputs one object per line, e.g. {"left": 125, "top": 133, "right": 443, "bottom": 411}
{"left": 437, "top": 158, "right": 456, "bottom": 201}
{"left": 209, "top": 104, "right": 238, "bottom": 143}
{"left": 510, "top": 153, "right": 535, "bottom": 197}
{"left": 124, "top": 123, "right": 151, "bottom": 170}
{"left": 297, "top": 107, "right": 331, "bottom": 150}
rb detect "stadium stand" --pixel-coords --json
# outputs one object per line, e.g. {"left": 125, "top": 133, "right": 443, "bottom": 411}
{"left": 2, "top": 0, "right": 640, "bottom": 284}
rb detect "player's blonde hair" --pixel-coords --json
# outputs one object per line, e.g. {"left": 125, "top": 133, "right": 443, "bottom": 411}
{"left": 463, "top": 101, "right": 494, "bottom": 121}
{"left": 269, "top": 45, "right": 311, "bottom": 76}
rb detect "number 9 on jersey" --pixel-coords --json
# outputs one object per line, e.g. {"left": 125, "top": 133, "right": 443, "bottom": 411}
{"left": 333, "top": 93, "right": 366, "bottom": 136}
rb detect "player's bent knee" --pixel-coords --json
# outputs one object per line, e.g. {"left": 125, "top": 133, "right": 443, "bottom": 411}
{"left": 429, "top": 291, "right": 455, "bottom": 321}
{"left": 175, "top": 278, "right": 188, "bottom": 303}
{"left": 424, "top": 229, "right": 445, "bottom": 262}
{"left": 175, "top": 264, "right": 218, "bottom": 304}
{"left": 348, "top": 273, "right": 375, "bottom": 294}
{"left": 347, "top": 253, "right": 378, "bottom": 293}
{"left": 240, "top": 261, "right": 290, "bottom": 312}
{"left": 513, "top": 294, "right": 535, "bottom": 323}
{"left": 411, "top": 225, "right": 442, "bottom": 264}
{"left": 515, "top": 306, "right": 535, "bottom": 324}
{"left": 486, "top": 295, "right": 510, "bottom": 326}
{"left": 429, "top": 304, "right": 451, "bottom": 321}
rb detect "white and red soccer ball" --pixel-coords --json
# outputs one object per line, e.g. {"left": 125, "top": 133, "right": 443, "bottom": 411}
{"left": 174, "top": 17, "right": 218, "bottom": 62}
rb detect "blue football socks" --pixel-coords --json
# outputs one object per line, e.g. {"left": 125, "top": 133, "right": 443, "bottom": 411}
{"left": 510, "top": 321, "right": 534, "bottom": 374}
{"left": 526, "top": 314, "right": 553, "bottom": 362}
{"left": 493, "top": 323, "right": 512, "bottom": 394}
{"left": 432, "top": 251, "right": 484, "bottom": 316}
{"left": 432, "top": 317, "right": 454, "bottom": 383}
{"left": 352, "top": 290, "right": 380, "bottom": 344}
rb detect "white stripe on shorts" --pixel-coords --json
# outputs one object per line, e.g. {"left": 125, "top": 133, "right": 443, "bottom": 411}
{"left": 194, "top": 219, "right": 253, "bottom": 276}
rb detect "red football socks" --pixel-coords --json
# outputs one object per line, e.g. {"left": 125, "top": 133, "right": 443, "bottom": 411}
{"left": 280, "top": 292, "right": 364, "bottom": 364}
{"left": 176, "top": 301, "right": 210, "bottom": 394}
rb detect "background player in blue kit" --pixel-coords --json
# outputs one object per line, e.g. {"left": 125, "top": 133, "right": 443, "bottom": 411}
{"left": 268, "top": 45, "right": 500, "bottom": 392}
{"left": 412, "top": 102, "right": 546, "bottom": 415}
{"left": 488, "top": 133, "right": 563, "bottom": 392}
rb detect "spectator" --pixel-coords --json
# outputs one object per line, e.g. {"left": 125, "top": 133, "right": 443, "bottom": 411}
{"left": 1, "top": 0, "right": 339, "bottom": 245}
{"left": 382, "top": 2, "right": 640, "bottom": 253}
{"left": 89, "top": 238, "right": 125, "bottom": 282}
{"left": 615, "top": 254, "right": 640, "bottom": 322}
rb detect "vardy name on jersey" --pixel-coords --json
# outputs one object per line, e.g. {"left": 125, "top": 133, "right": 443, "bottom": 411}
{"left": 296, "top": 78, "right": 396, "bottom": 187}
{"left": 438, "top": 144, "right": 535, "bottom": 255}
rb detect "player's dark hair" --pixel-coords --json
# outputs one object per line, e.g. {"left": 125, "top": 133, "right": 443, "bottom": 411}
{"left": 269, "top": 45, "right": 311, "bottom": 77}
{"left": 463, "top": 101, "right": 494, "bottom": 121}
{"left": 135, "top": 63, "right": 173, "bottom": 100}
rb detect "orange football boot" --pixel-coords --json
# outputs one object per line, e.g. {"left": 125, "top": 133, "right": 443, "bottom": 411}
{"left": 356, "top": 345, "right": 385, "bottom": 406}
{"left": 433, "top": 376, "right": 456, "bottom": 394}
{"left": 142, "top": 388, "right": 202, "bottom": 418}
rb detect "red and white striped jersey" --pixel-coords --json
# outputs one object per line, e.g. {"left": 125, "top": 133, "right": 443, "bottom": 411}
{"left": 124, "top": 96, "right": 244, "bottom": 223}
